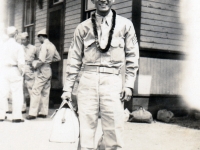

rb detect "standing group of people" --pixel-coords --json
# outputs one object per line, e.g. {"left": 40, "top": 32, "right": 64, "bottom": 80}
{"left": 0, "top": 27, "right": 61, "bottom": 123}
{"left": 0, "top": 0, "right": 139, "bottom": 149}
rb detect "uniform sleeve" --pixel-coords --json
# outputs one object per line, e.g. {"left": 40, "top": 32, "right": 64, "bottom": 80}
{"left": 33, "top": 44, "right": 46, "bottom": 68}
{"left": 124, "top": 21, "right": 139, "bottom": 89}
{"left": 52, "top": 48, "right": 61, "bottom": 62}
{"left": 17, "top": 45, "right": 25, "bottom": 74}
{"left": 38, "top": 44, "right": 47, "bottom": 63}
{"left": 63, "top": 24, "right": 84, "bottom": 93}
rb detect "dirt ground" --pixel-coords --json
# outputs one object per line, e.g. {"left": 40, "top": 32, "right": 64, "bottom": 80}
{"left": 0, "top": 109, "right": 200, "bottom": 150}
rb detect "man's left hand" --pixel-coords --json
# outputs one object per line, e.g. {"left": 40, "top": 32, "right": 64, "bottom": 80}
{"left": 120, "top": 87, "right": 132, "bottom": 102}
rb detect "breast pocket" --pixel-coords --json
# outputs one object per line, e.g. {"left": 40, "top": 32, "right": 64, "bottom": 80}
{"left": 83, "top": 39, "right": 97, "bottom": 63}
{"left": 110, "top": 38, "right": 125, "bottom": 63}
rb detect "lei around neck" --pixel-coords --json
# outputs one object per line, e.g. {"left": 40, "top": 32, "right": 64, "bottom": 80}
{"left": 91, "top": 9, "right": 116, "bottom": 53}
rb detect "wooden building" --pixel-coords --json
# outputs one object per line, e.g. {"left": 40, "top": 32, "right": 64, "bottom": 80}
{"left": 4, "top": 0, "right": 186, "bottom": 116}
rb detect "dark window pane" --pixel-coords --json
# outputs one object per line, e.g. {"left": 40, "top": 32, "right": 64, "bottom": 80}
{"left": 24, "top": 26, "right": 34, "bottom": 44}
{"left": 54, "top": 0, "right": 59, "bottom": 3}
{"left": 25, "top": 0, "right": 34, "bottom": 25}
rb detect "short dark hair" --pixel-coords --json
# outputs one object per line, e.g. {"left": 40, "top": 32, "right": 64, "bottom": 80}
{"left": 38, "top": 34, "right": 48, "bottom": 38}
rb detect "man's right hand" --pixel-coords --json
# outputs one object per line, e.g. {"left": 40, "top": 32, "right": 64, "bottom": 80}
{"left": 61, "top": 92, "right": 72, "bottom": 101}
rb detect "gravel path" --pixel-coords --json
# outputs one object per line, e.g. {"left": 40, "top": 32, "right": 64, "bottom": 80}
{"left": 0, "top": 109, "right": 200, "bottom": 150}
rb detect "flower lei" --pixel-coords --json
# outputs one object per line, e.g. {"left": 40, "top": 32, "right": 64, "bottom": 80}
{"left": 91, "top": 9, "right": 116, "bottom": 53}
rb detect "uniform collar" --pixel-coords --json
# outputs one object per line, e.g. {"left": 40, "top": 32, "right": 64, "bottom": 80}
{"left": 44, "top": 39, "right": 49, "bottom": 43}
{"left": 95, "top": 10, "right": 113, "bottom": 27}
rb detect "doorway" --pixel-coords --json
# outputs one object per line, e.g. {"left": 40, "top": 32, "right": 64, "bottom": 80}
{"left": 47, "top": 1, "right": 64, "bottom": 89}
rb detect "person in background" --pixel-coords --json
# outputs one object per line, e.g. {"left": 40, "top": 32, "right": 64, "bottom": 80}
{"left": 0, "top": 26, "right": 25, "bottom": 123}
{"left": 21, "top": 32, "right": 37, "bottom": 113}
{"left": 26, "top": 28, "right": 61, "bottom": 120}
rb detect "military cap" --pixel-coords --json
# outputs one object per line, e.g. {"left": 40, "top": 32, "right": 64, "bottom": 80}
{"left": 37, "top": 28, "right": 47, "bottom": 37}
{"left": 7, "top": 26, "right": 17, "bottom": 36}
{"left": 21, "top": 32, "right": 29, "bottom": 39}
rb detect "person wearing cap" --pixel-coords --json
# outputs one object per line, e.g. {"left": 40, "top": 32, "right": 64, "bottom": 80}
{"left": 0, "top": 26, "right": 25, "bottom": 123}
{"left": 26, "top": 28, "right": 61, "bottom": 120}
{"left": 61, "top": 0, "right": 139, "bottom": 149}
{"left": 21, "top": 32, "right": 37, "bottom": 113}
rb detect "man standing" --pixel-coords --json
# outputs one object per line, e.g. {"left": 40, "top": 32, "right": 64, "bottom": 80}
{"left": 21, "top": 32, "right": 37, "bottom": 113}
{"left": 0, "top": 26, "right": 25, "bottom": 123}
{"left": 61, "top": 0, "right": 139, "bottom": 149}
{"left": 26, "top": 29, "right": 61, "bottom": 120}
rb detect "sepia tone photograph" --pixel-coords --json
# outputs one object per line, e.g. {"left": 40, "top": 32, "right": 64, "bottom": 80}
{"left": 0, "top": 0, "right": 200, "bottom": 150}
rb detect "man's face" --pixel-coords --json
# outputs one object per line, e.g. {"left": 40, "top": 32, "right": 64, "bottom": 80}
{"left": 38, "top": 36, "right": 43, "bottom": 44}
{"left": 21, "top": 38, "right": 28, "bottom": 46}
{"left": 92, "top": 0, "right": 115, "bottom": 15}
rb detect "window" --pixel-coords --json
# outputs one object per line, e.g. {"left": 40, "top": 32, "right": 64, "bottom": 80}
{"left": 23, "top": 0, "right": 35, "bottom": 44}
{"left": 82, "top": 0, "right": 96, "bottom": 21}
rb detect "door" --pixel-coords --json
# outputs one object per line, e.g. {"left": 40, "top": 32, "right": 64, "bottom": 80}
{"left": 47, "top": 1, "right": 64, "bottom": 89}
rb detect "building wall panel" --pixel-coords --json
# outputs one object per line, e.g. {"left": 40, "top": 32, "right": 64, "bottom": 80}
{"left": 139, "top": 57, "right": 184, "bottom": 95}
{"left": 140, "top": 0, "right": 184, "bottom": 52}
{"left": 14, "top": 0, "right": 23, "bottom": 33}
{"left": 34, "top": 0, "right": 48, "bottom": 47}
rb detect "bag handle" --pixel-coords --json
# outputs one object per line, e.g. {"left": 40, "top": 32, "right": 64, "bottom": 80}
{"left": 51, "top": 99, "right": 74, "bottom": 118}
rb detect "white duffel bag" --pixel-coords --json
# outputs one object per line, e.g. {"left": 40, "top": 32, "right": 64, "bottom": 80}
{"left": 49, "top": 100, "right": 79, "bottom": 143}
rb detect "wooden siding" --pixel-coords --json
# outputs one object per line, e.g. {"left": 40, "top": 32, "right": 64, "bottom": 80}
{"left": 14, "top": 0, "right": 23, "bottom": 33}
{"left": 113, "top": 0, "right": 132, "bottom": 20}
{"left": 139, "top": 57, "right": 184, "bottom": 95}
{"left": 64, "top": 0, "right": 81, "bottom": 52}
{"left": 140, "top": 0, "right": 184, "bottom": 52}
{"left": 34, "top": 0, "right": 48, "bottom": 47}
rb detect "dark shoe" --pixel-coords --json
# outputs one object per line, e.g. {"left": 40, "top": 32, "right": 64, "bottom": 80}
{"left": 22, "top": 110, "right": 27, "bottom": 114}
{"left": 6, "top": 111, "right": 12, "bottom": 114}
{"left": 37, "top": 114, "right": 47, "bottom": 118}
{"left": 26, "top": 115, "right": 36, "bottom": 120}
{"left": 0, "top": 116, "right": 7, "bottom": 122}
{"left": 12, "top": 119, "right": 24, "bottom": 123}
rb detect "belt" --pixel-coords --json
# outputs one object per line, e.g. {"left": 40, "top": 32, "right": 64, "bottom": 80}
{"left": 84, "top": 65, "right": 121, "bottom": 75}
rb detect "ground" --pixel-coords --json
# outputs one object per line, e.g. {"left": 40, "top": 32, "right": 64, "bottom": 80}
{"left": 0, "top": 109, "right": 200, "bottom": 150}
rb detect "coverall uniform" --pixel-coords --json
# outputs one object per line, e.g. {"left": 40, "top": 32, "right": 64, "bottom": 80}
{"left": 0, "top": 38, "right": 25, "bottom": 120}
{"left": 22, "top": 44, "right": 37, "bottom": 111}
{"left": 29, "top": 39, "right": 61, "bottom": 117}
{"left": 63, "top": 10, "right": 139, "bottom": 150}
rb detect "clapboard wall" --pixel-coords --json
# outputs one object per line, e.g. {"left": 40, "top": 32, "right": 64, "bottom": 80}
{"left": 113, "top": 0, "right": 132, "bottom": 20}
{"left": 140, "top": 0, "right": 183, "bottom": 52}
{"left": 64, "top": 0, "right": 81, "bottom": 52}
{"left": 14, "top": 0, "right": 23, "bottom": 33}
{"left": 34, "top": 0, "right": 48, "bottom": 47}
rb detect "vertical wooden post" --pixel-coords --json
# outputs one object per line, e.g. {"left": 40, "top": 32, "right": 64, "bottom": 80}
{"left": 132, "top": 0, "right": 141, "bottom": 45}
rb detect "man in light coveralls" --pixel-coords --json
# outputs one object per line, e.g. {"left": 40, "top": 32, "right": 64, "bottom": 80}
{"left": 0, "top": 26, "right": 25, "bottom": 123}
{"left": 61, "top": 0, "right": 139, "bottom": 149}
{"left": 26, "top": 29, "right": 61, "bottom": 120}
{"left": 21, "top": 32, "right": 37, "bottom": 113}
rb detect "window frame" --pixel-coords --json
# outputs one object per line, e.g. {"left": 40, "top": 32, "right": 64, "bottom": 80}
{"left": 81, "top": 0, "right": 96, "bottom": 21}
{"left": 23, "top": 0, "right": 36, "bottom": 44}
